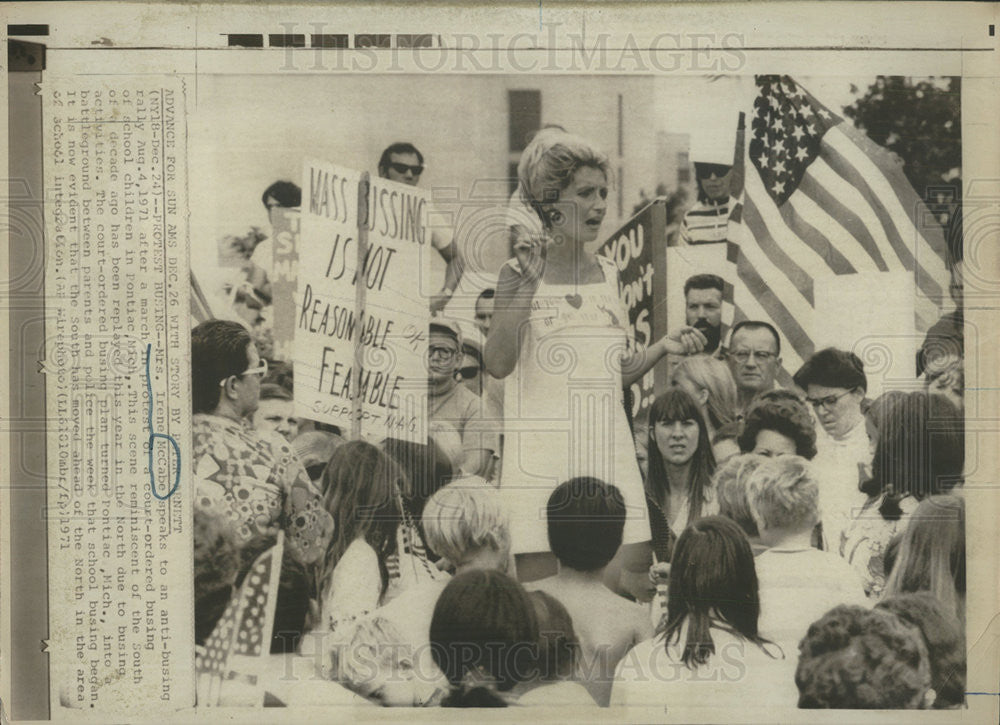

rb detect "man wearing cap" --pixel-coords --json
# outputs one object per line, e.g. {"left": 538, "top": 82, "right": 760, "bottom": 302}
{"left": 378, "top": 142, "right": 464, "bottom": 314}
{"left": 426, "top": 319, "right": 497, "bottom": 477}
{"left": 679, "top": 130, "right": 738, "bottom": 245}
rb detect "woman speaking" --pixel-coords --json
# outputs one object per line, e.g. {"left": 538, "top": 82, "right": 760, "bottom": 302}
{"left": 485, "top": 130, "right": 704, "bottom": 593}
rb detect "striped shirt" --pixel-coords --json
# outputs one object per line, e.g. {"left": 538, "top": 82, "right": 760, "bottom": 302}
{"left": 679, "top": 196, "right": 736, "bottom": 245}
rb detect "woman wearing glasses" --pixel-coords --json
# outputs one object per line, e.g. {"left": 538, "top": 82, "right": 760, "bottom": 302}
{"left": 485, "top": 130, "right": 704, "bottom": 595}
{"left": 792, "top": 348, "right": 872, "bottom": 552}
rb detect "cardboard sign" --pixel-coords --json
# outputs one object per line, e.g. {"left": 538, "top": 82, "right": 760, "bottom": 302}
{"left": 296, "top": 159, "right": 431, "bottom": 442}
{"left": 269, "top": 207, "right": 299, "bottom": 363}
{"left": 598, "top": 198, "right": 668, "bottom": 417}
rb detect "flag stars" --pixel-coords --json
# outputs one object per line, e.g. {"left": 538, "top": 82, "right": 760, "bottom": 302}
{"left": 817, "top": 108, "right": 832, "bottom": 119}
{"left": 774, "top": 159, "right": 787, "bottom": 175}
{"left": 757, "top": 152, "right": 769, "bottom": 167}
{"left": 792, "top": 125, "right": 806, "bottom": 142}
{"left": 771, "top": 179, "right": 786, "bottom": 196}
{"left": 796, "top": 145, "right": 810, "bottom": 162}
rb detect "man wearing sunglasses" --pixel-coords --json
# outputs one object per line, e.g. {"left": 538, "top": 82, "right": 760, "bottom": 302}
{"left": 426, "top": 319, "right": 497, "bottom": 479}
{"left": 378, "top": 142, "right": 464, "bottom": 314}
{"left": 793, "top": 348, "right": 871, "bottom": 553}
{"left": 191, "top": 319, "right": 330, "bottom": 565}
{"left": 678, "top": 132, "right": 737, "bottom": 245}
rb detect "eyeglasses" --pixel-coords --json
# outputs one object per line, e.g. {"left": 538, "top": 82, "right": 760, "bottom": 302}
{"left": 427, "top": 345, "right": 457, "bottom": 362}
{"left": 730, "top": 349, "right": 776, "bottom": 363}
{"left": 219, "top": 358, "right": 268, "bottom": 386}
{"left": 806, "top": 389, "right": 854, "bottom": 411}
{"left": 388, "top": 161, "right": 424, "bottom": 176}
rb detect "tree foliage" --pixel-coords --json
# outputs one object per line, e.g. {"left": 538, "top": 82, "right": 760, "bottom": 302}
{"left": 844, "top": 76, "right": 962, "bottom": 235}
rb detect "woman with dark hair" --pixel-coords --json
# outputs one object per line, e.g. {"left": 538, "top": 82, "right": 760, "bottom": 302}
{"left": 612, "top": 517, "right": 795, "bottom": 707}
{"left": 737, "top": 393, "right": 818, "bottom": 459}
{"left": 883, "top": 495, "right": 965, "bottom": 622}
{"left": 313, "top": 441, "right": 404, "bottom": 632}
{"left": 645, "top": 389, "right": 719, "bottom": 564}
{"left": 841, "top": 391, "right": 964, "bottom": 599}
{"left": 485, "top": 129, "right": 705, "bottom": 591}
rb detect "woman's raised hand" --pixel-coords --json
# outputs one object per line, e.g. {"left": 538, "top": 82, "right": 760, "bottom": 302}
{"left": 512, "top": 229, "right": 548, "bottom": 286}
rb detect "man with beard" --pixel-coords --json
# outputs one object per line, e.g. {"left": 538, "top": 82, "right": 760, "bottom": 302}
{"left": 683, "top": 274, "right": 726, "bottom": 355}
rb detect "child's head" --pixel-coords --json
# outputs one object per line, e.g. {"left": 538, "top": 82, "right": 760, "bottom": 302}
{"left": 796, "top": 605, "right": 934, "bottom": 709}
{"left": 527, "top": 590, "right": 580, "bottom": 681}
{"left": 713, "top": 453, "right": 767, "bottom": 539}
{"left": 546, "top": 477, "right": 625, "bottom": 572}
{"left": 422, "top": 477, "right": 510, "bottom": 573}
{"left": 746, "top": 455, "right": 819, "bottom": 539}
{"left": 430, "top": 569, "right": 538, "bottom": 695}
{"left": 331, "top": 616, "right": 421, "bottom": 707}
{"left": 193, "top": 510, "right": 241, "bottom": 644}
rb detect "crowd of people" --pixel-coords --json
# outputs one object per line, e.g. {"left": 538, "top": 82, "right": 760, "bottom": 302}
{"left": 192, "top": 128, "right": 967, "bottom": 710}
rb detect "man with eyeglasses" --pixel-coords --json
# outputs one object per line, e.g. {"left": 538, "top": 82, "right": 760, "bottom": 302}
{"left": 426, "top": 319, "right": 497, "bottom": 478}
{"left": 191, "top": 319, "right": 331, "bottom": 565}
{"left": 793, "top": 348, "right": 871, "bottom": 554}
{"left": 378, "top": 142, "right": 464, "bottom": 314}
{"left": 727, "top": 320, "right": 783, "bottom": 413}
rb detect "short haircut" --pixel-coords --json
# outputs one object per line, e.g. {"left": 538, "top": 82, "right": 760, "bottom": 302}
{"left": 683, "top": 273, "right": 725, "bottom": 298}
{"left": 738, "top": 396, "right": 818, "bottom": 460}
{"left": 877, "top": 593, "right": 966, "bottom": 709}
{"left": 713, "top": 453, "right": 767, "bottom": 538}
{"left": 796, "top": 605, "right": 931, "bottom": 709}
{"left": 378, "top": 141, "right": 424, "bottom": 175}
{"left": 422, "top": 478, "right": 510, "bottom": 568}
{"left": 259, "top": 382, "right": 292, "bottom": 402}
{"left": 430, "top": 569, "right": 538, "bottom": 691}
{"left": 746, "top": 455, "right": 819, "bottom": 531}
{"left": 261, "top": 180, "right": 301, "bottom": 209}
{"left": 729, "top": 320, "right": 781, "bottom": 356}
{"left": 546, "top": 477, "right": 626, "bottom": 572}
{"left": 793, "top": 347, "right": 867, "bottom": 393}
{"left": 191, "top": 319, "right": 253, "bottom": 414}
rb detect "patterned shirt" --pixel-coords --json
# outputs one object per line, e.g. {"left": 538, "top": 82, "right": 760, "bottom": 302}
{"left": 679, "top": 197, "right": 736, "bottom": 245}
{"left": 193, "top": 413, "right": 333, "bottom": 565}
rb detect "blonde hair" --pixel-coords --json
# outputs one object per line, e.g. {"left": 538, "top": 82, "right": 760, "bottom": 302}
{"left": 516, "top": 130, "right": 611, "bottom": 229}
{"left": 746, "top": 455, "right": 819, "bottom": 532}
{"left": 713, "top": 453, "right": 767, "bottom": 538}
{"left": 674, "top": 354, "right": 739, "bottom": 432}
{"left": 422, "top": 477, "right": 510, "bottom": 567}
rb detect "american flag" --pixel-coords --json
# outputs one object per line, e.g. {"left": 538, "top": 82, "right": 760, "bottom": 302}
{"left": 197, "top": 533, "right": 284, "bottom": 705}
{"left": 726, "top": 75, "right": 952, "bottom": 382}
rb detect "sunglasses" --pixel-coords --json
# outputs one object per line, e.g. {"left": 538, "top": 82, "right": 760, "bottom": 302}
{"left": 695, "top": 163, "right": 732, "bottom": 180}
{"left": 219, "top": 358, "right": 268, "bottom": 386}
{"left": 388, "top": 161, "right": 424, "bottom": 176}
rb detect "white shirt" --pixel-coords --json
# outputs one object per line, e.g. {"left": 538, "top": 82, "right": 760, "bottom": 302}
{"left": 756, "top": 547, "right": 869, "bottom": 655}
{"left": 811, "top": 419, "right": 871, "bottom": 553}
{"left": 611, "top": 623, "right": 798, "bottom": 709}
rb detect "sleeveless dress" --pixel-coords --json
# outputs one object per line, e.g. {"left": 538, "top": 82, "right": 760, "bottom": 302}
{"left": 499, "top": 255, "right": 650, "bottom": 554}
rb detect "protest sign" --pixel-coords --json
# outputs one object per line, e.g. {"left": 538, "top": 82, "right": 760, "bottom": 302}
{"left": 599, "top": 198, "right": 669, "bottom": 417}
{"left": 296, "top": 159, "right": 430, "bottom": 442}
{"left": 269, "top": 207, "right": 299, "bottom": 362}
